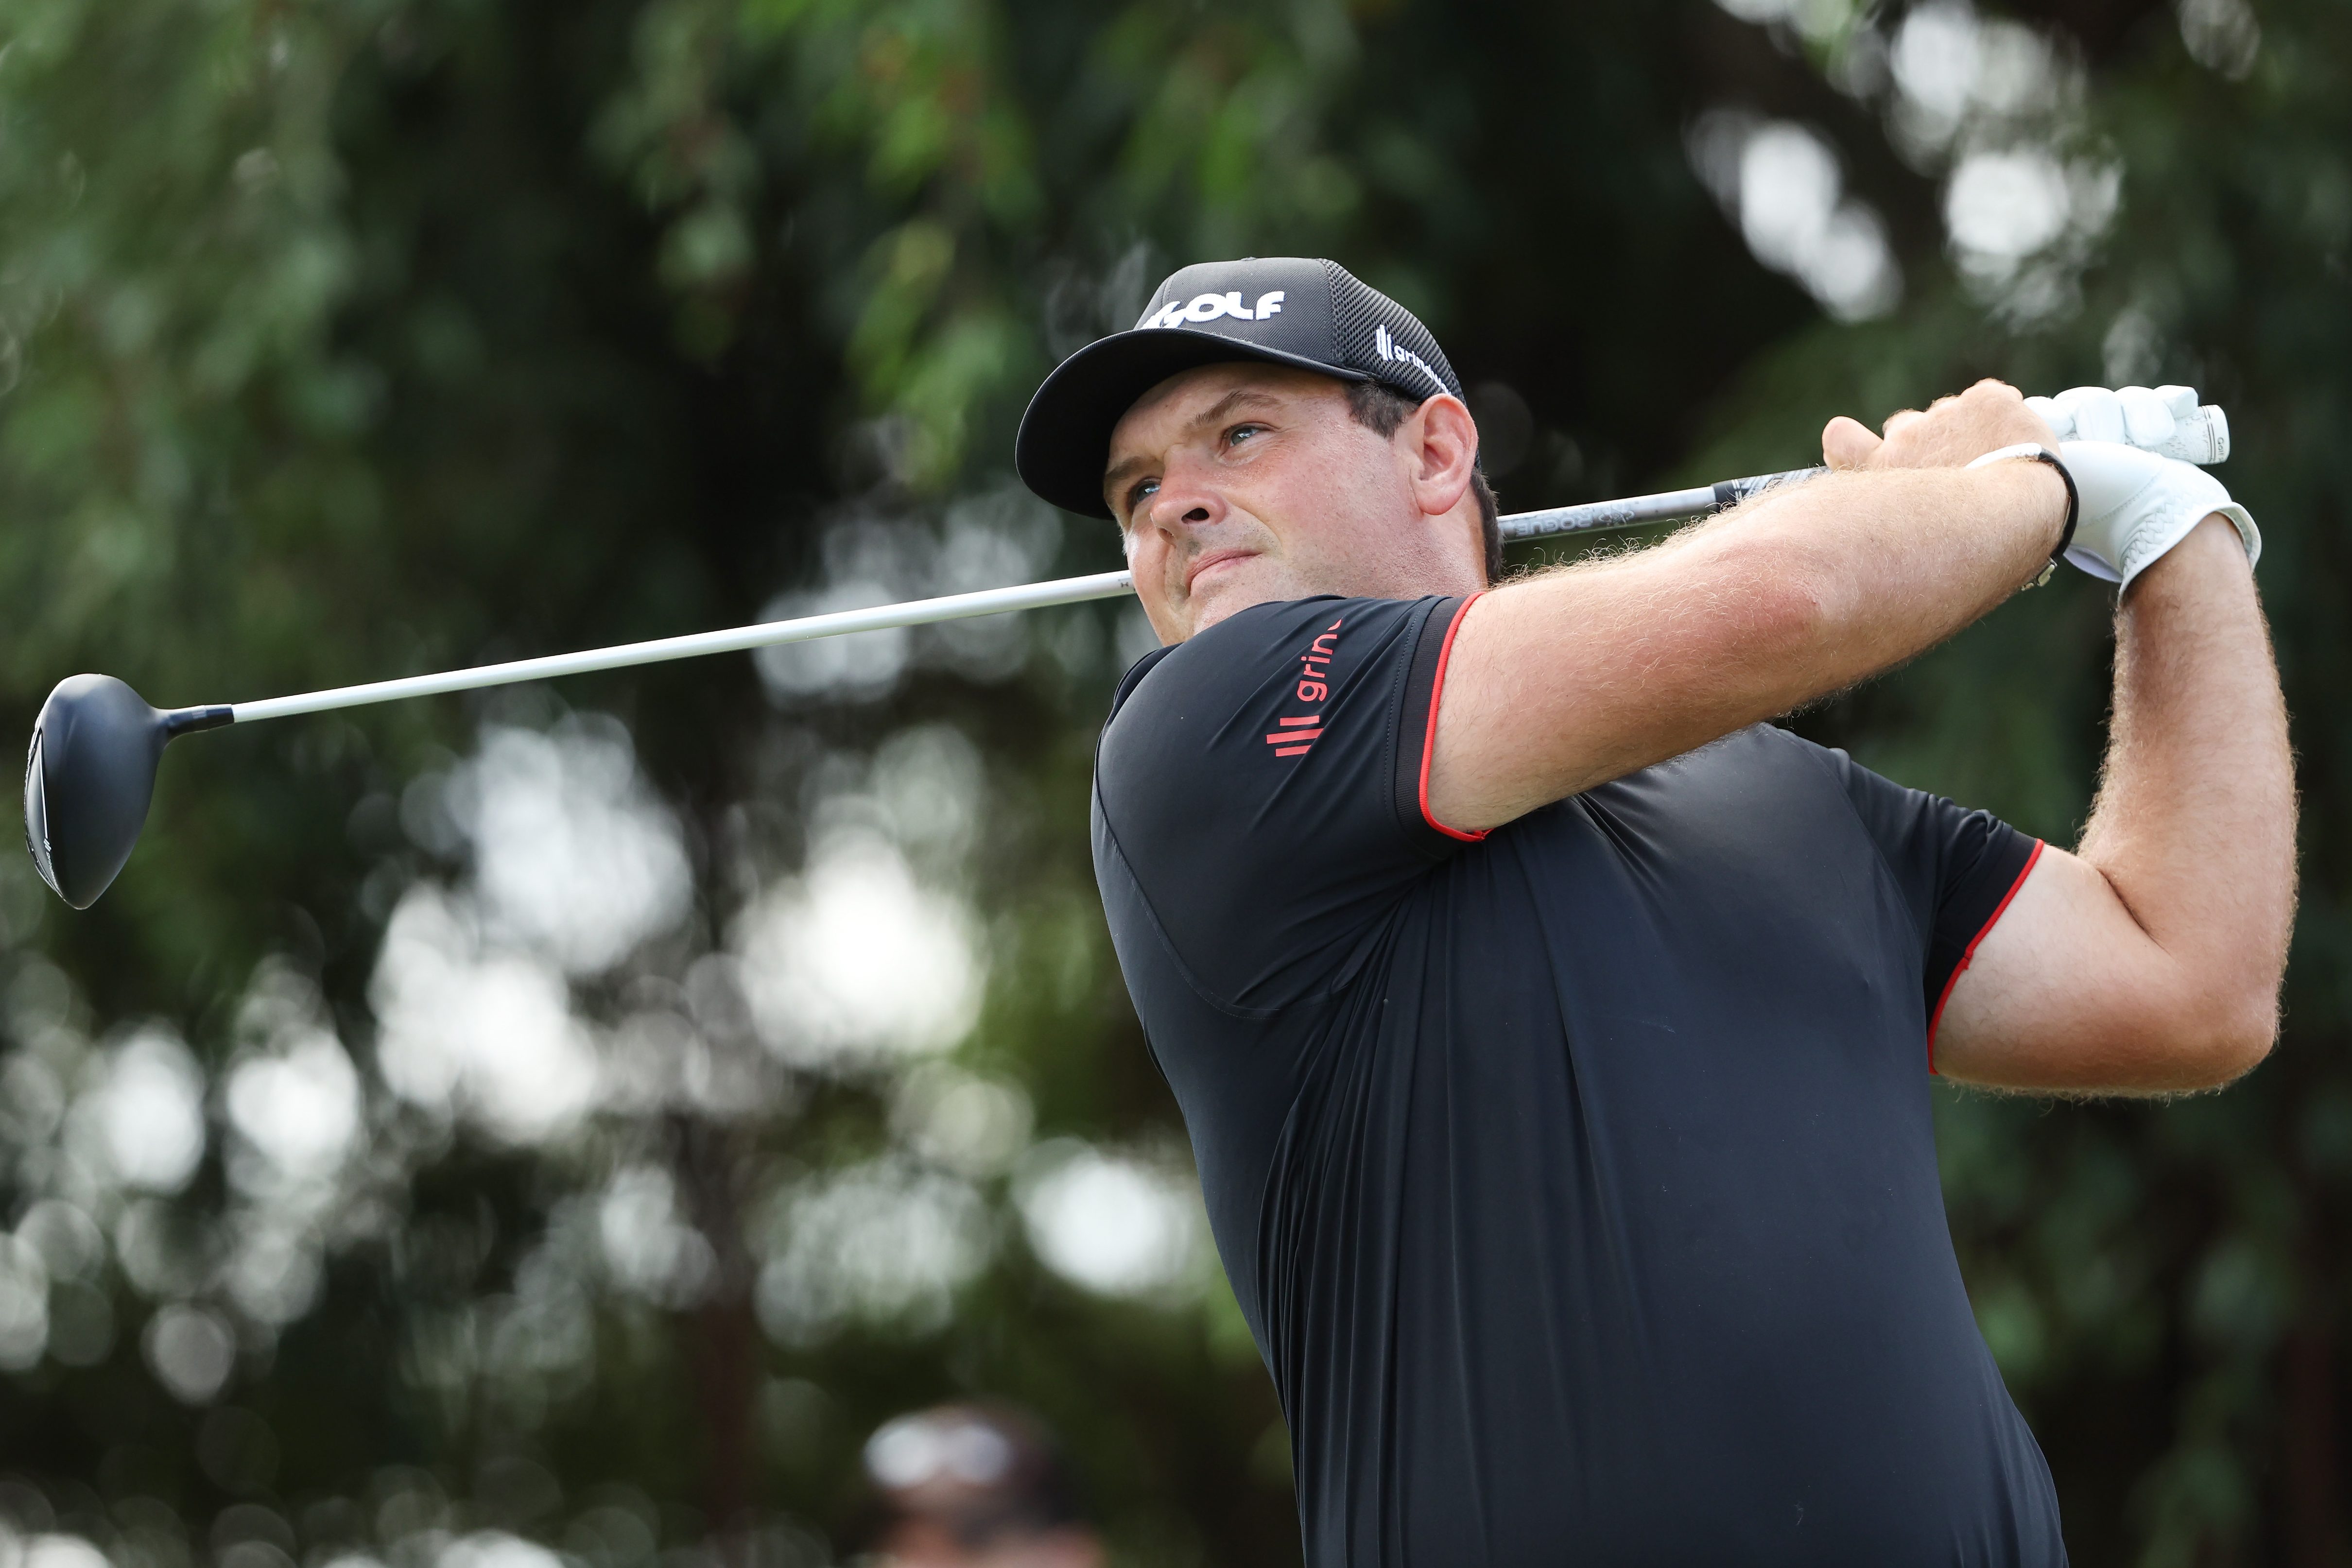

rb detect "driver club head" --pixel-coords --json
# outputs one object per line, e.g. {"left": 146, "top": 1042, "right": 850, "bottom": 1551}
{"left": 23, "top": 676, "right": 230, "bottom": 909}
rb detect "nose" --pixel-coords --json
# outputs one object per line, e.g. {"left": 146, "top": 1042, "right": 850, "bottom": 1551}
{"left": 1141, "top": 461, "right": 1223, "bottom": 536}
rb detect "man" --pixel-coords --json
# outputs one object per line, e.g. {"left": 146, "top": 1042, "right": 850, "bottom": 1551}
{"left": 1013, "top": 258, "right": 2294, "bottom": 1564}
{"left": 860, "top": 1403, "right": 1103, "bottom": 1568}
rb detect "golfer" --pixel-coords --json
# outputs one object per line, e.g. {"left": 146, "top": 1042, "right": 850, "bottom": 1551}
{"left": 1014, "top": 258, "right": 2294, "bottom": 1565}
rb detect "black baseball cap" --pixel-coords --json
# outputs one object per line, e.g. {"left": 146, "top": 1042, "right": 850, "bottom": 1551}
{"left": 1015, "top": 257, "right": 1465, "bottom": 518}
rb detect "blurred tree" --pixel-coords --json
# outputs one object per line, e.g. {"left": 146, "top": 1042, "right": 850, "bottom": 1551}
{"left": 0, "top": 0, "right": 2341, "bottom": 1564}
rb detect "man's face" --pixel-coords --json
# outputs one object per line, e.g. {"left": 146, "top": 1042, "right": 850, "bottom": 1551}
{"left": 875, "top": 1519, "right": 1102, "bottom": 1568}
{"left": 1102, "top": 362, "right": 1480, "bottom": 643}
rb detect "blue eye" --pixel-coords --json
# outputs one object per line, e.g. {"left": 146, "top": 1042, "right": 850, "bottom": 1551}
{"left": 1127, "top": 477, "right": 1159, "bottom": 514}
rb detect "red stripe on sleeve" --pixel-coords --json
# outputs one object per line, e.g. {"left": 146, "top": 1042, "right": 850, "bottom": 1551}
{"left": 1925, "top": 839, "right": 2044, "bottom": 1075}
{"left": 1418, "top": 593, "right": 1490, "bottom": 844}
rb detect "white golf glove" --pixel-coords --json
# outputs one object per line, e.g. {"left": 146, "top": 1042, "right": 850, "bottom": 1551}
{"left": 2056, "top": 440, "right": 2260, "bottom": 589}
{"left": 2026, "top": 384, "right": 2231, "bottom": 465}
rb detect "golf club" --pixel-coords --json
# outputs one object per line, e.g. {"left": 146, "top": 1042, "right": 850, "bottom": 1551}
{"left": 22, "top": 403, "right": 2230, "bottom": 910}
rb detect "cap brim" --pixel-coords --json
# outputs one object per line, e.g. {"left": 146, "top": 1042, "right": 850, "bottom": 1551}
{"left": 1014, "top": 328, "right": 1371, "bottom": 519}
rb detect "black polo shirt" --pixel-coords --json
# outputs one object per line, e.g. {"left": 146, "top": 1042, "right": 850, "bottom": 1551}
{"left": 1090, "top": 595, "right": 2062, "bottom": 1567}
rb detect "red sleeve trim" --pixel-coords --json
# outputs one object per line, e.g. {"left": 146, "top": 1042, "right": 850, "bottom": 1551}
{"left": 1417, "top": 592, "right": 1490, "bottom": 844}
{"left": 1925, "top": 838, "right": 2043, "bottom": 1074}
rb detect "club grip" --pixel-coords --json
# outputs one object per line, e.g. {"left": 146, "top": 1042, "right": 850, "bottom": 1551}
{"left": 1713, "top": 467, "right": 1828, "bottom": 509}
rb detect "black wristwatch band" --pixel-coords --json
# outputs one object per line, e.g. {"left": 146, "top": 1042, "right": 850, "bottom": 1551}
{"left": 1968, "top": 442, "right": 2079, "bottom": 576}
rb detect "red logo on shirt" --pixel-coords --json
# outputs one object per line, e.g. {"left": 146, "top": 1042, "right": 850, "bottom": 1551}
{"left": 1267, "top": 617, "right": 1342, "bottom": 758}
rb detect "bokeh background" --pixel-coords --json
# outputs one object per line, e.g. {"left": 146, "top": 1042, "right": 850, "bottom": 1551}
{"left": 0, "top": 0, "right": 2343, "bottom": 1562}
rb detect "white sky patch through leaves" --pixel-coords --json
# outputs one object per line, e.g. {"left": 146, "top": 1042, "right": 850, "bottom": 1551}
{"left": 1015, "top": 1140, "right": 1207, "bottom": 1299}
{"left": 733, "top": 828, "right": 983, "bottom": 1070}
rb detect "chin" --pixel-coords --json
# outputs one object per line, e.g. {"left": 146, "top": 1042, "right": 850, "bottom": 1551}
{"left": 1182, "top": 558, "right": 1293, "bottom": 635}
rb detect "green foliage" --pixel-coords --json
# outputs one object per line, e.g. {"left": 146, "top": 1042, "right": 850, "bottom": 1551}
{"left": 0, "top": 0, "right": 2343, "bottom": 1564}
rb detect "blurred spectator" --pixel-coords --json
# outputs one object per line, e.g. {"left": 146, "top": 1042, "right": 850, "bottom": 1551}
{"left": 861, "top": 1403, "right": 1105, "bottom": 1568}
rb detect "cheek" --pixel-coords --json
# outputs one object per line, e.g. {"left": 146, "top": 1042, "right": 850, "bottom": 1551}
{"left": 1121, "top": 525, "right": 1165, "bottom": 570}
{"left": 1122, "top": 531, "right": 1176, "bottom": 611}
{"left": 1262, "top": 429, "right": 1392, "bottom": 537}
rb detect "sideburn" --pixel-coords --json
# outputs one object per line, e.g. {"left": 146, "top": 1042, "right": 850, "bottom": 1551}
{"left": 1345, "top": 380, "right": 1503, "bottom": 583}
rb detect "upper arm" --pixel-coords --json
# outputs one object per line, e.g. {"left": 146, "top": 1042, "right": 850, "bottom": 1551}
{"left": 1425, "top": 530, "right": 1833, "bottom": 833}
{"left": 1933, "top": 844, "right": 2275, "bottom": 1093}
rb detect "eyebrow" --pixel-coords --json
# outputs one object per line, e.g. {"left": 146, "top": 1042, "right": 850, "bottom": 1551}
{"left": 1102, "top": 388, "right": 1288, "bottom": 511}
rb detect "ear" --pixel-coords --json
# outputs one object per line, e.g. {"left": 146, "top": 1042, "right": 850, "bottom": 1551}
{"left": 1404, "top": 393, "right": 1479, "bottom": 519}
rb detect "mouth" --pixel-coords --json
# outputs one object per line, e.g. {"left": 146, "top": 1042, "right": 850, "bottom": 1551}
{"left": 1184, "top": 549, "right": 1257, "bottom": 594}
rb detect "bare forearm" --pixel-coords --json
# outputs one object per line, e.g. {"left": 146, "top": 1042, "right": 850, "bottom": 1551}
{"left": 2077, "top": 516, "right": 2295, "bottom": 1043}
{"left": 1926, "top": 515, "right": 2291, "bottom": 1094}
{"left": 1434, "top": 461, "right": 2064, "bottom": 825}
{"left": 1722, "top": 460, "right": 2063, "bottom": 681}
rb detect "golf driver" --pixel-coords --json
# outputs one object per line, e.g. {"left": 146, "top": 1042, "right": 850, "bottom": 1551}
{"left": 23, "top": 402, "right": 2231, "bottom": 910}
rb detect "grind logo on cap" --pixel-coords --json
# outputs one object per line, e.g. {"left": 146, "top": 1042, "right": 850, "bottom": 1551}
{"left": 1016, "top": 258, "right": 1463, "bottom": 518}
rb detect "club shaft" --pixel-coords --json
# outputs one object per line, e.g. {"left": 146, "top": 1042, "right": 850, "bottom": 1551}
{"left": 1499, "top": 465, "right": 1825, "bottom": 540}
{"left": 229, "top": 572, "right": 1141, "bottom": 723}
{"left": 225, "top": 466, "right": 1822, "bottom": 724}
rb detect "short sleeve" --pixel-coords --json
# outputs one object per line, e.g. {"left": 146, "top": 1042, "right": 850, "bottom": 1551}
{"left": 1092, "top": 595, "right": 1480, "bottom": 1013}
{"left": 1826, "top": 750, "right": 2043, "bottom": 1065}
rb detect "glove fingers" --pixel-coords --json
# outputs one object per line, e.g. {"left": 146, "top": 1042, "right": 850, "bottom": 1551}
{"left": 2117, "top": 385, "right": 2178, "bottom": 448}
{"left": 2060, "top": 385, "right": 2127, "bottom": 443}
{"left": 2024, "top": 395, "right": 2071, "bottom": 439}
{"left": 2035, "top": 385, "right": 2222, "bottom": 459}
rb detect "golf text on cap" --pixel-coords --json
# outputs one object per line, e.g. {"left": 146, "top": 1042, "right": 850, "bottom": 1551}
{"left": 1142, "top": 291, "right": 1287, "bottom": 329}
{"left": 1373, "top": 323, "right": 1449, "bottom": 397}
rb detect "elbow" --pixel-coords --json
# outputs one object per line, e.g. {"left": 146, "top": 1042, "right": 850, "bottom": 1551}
{"left": 2160, "top": 985, "right": 2280, "bottom": 1091}
{"left": 1710, "top": 537, "right": 1839, "bottom": 667}
{"left": 2210, "top": 991, "right": 2282, "bottom": 1084}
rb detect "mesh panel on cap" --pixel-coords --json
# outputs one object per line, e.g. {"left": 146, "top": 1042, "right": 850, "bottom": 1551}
{"left": 1321, "top": 260, "right": 1462, "bottom": 401}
